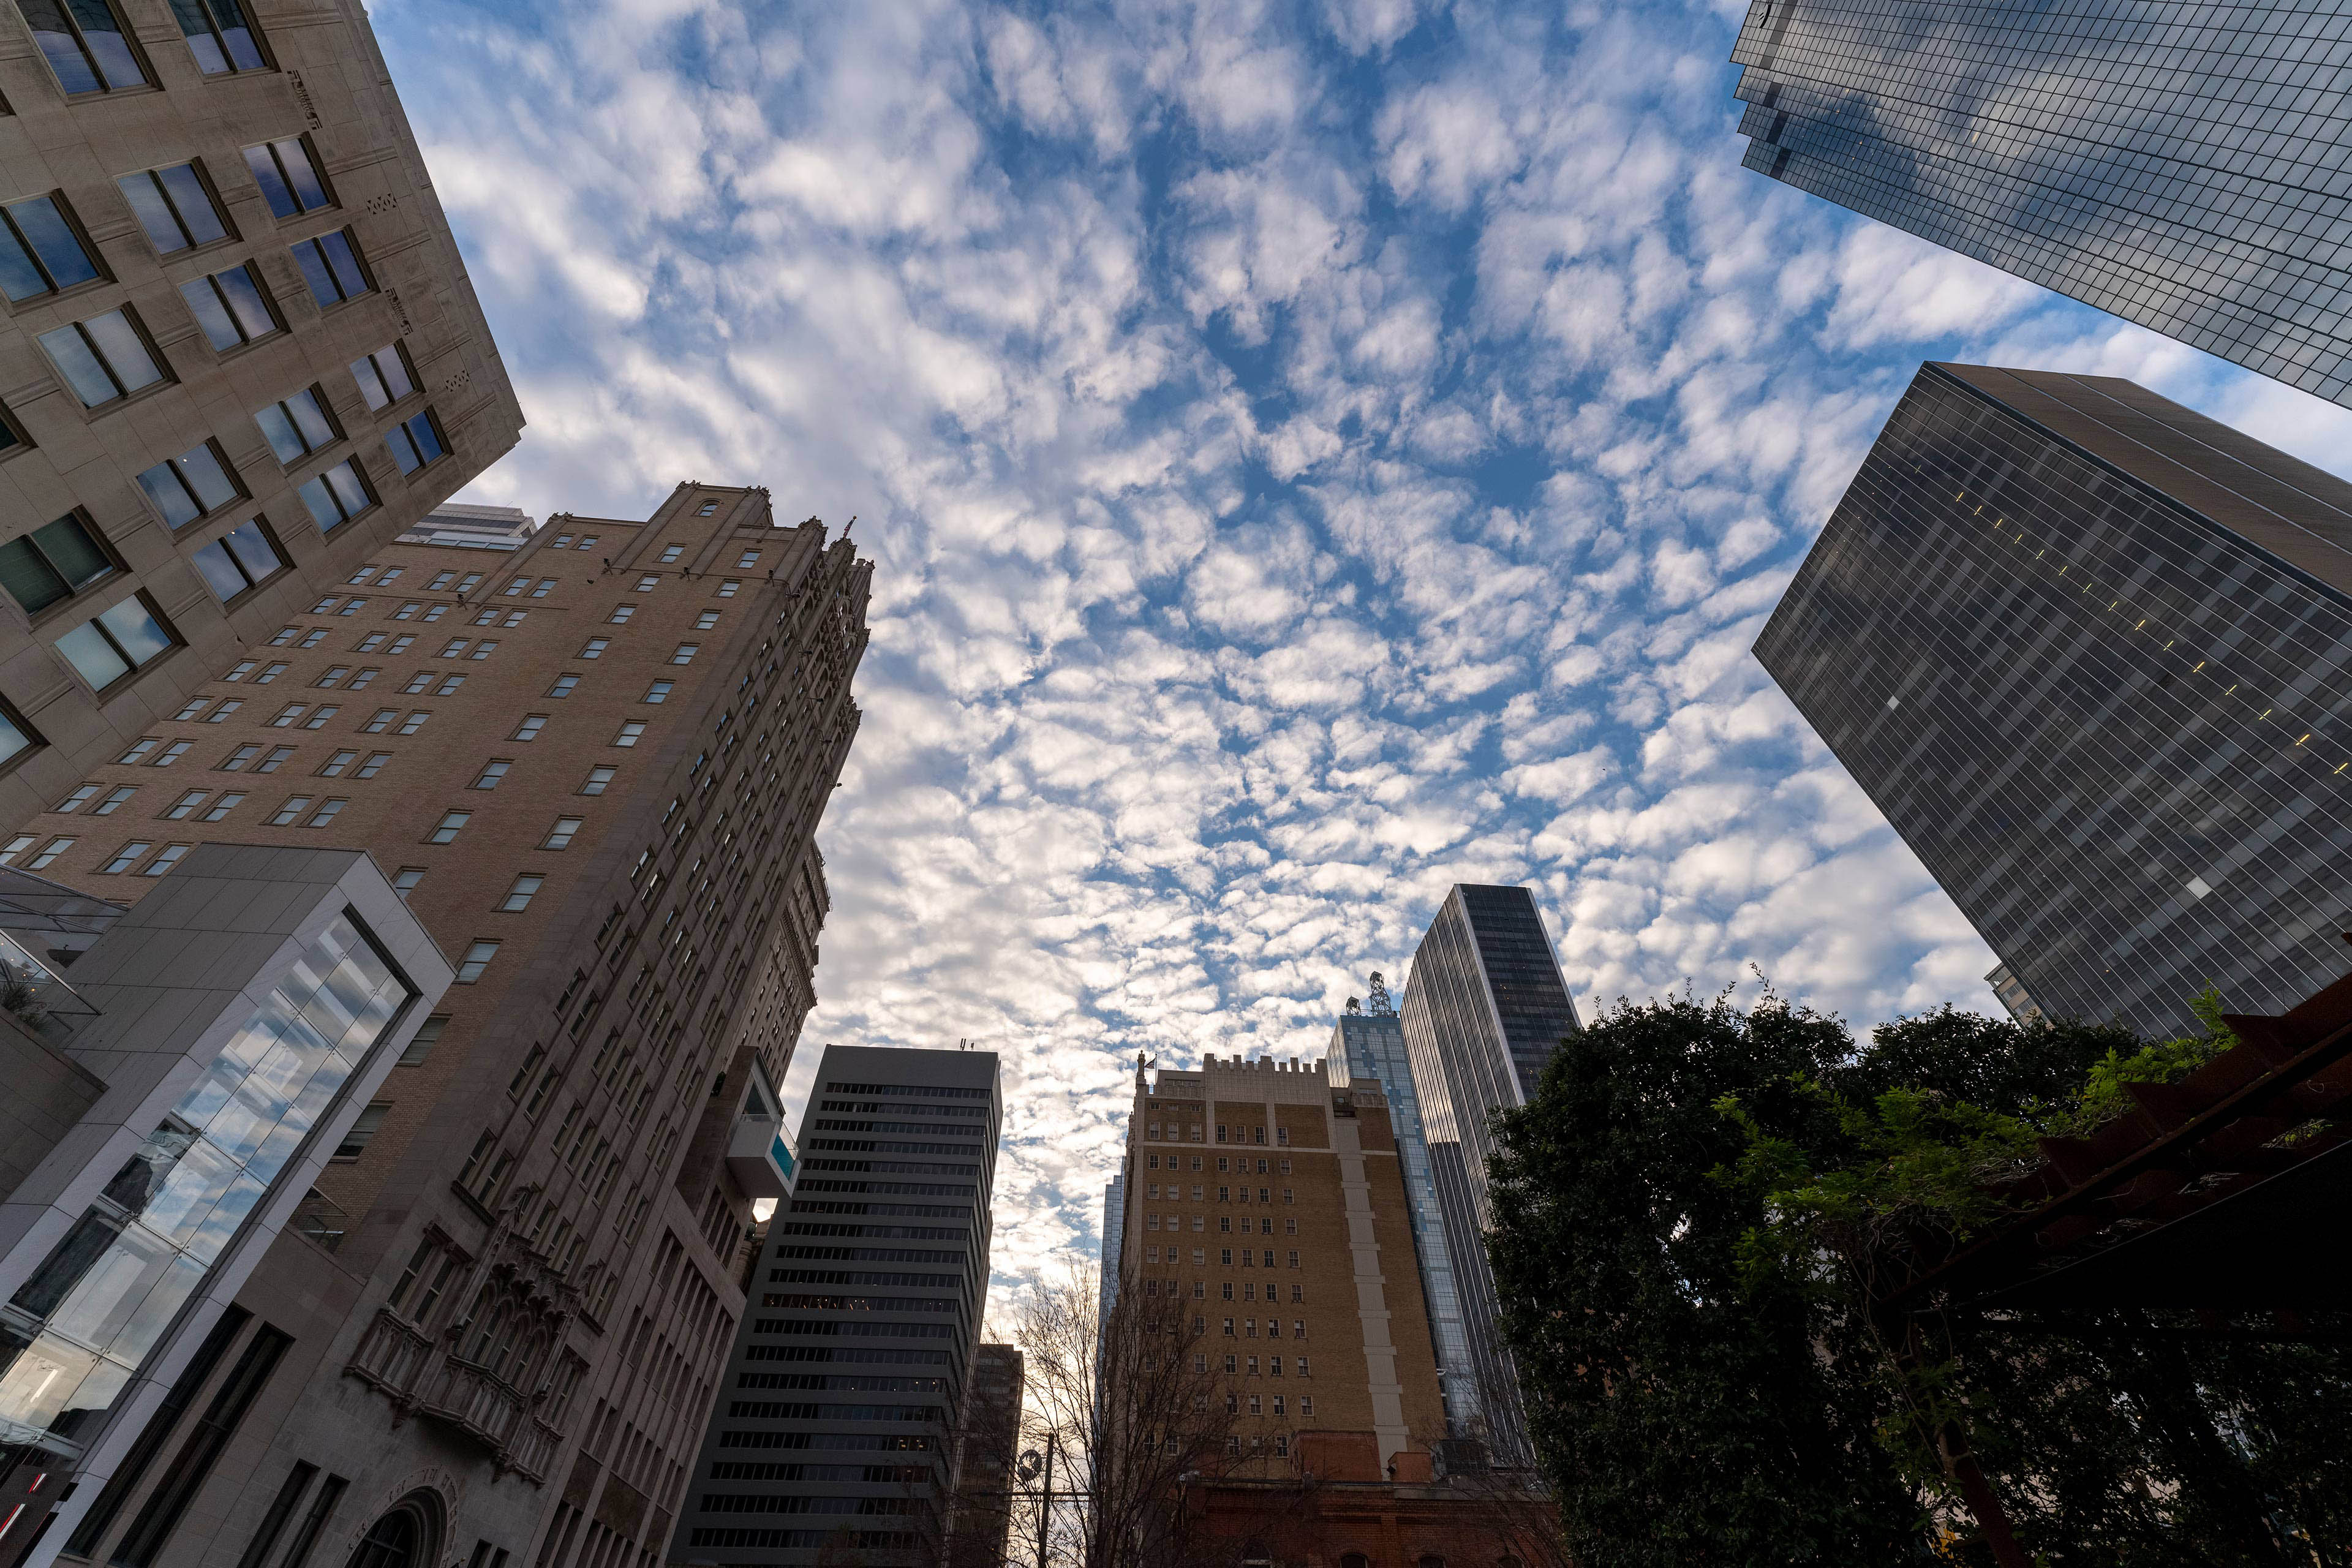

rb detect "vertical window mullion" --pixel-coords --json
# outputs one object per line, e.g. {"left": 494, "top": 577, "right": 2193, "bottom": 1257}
{"left": 1, "top": 208, "right": 53, "bottom": 292}
{"left": 154, "top": 175, "right": 194, "bottom": 248}
{"left": 75, "top": 321, "right": 126, "bottom": 400}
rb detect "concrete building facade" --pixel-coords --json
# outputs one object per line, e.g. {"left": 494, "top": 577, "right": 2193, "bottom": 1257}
{"left": 1756, "top": 363, "right": 2352, "bottom": 1035}
{"left": 1112, "top": 1052, "right": 1449, "bottom": 1480}
{"left": 674, "top": 1044, "right": 1001, "bottom": 1568}
{"left": 0, "top": 484, "right": 867, "bottom": 1568}
{"left": 0, "top": 0, "right": 522, "bottom": 826}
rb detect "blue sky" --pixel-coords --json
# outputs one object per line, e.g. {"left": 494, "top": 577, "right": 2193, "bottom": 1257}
{"left": 394, "top": 0, "right": 2352, "bottom": 1286}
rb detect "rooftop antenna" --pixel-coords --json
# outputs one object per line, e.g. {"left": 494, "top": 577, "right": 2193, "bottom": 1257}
{"left": 1367, "top": 971, "right": 1395, "bottom": 1016}
{"left": 1345, "top": 996, "right": 1361, "bottom": 1014}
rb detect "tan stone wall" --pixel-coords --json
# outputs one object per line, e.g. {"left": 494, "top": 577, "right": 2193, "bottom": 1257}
{"left": 0, "top": 0, "right": 522, "bottom": 827}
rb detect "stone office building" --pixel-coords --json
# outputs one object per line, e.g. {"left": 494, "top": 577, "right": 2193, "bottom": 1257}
{"left": 0, "top": 484, "right": 870, "bottom": 1568}
{"left": 0, "top": 0, "right": 522, "bottom": 823}
{"left": 1112, "top": 1052, "right": 1449, "bottom": 1480}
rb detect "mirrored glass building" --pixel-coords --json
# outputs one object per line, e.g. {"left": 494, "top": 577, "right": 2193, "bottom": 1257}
{"left": 1397, "top": 884, "right": 1580, "bottom": 1466}
{"left": 1730, "top": 0, "right": 2352, "bottom": 408}
{"left": 1757, "top": 362, "right": 2352, "bottom": 1036}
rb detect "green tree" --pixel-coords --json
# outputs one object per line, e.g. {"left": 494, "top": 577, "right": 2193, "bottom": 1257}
{"left": 1483, "top": 991, "right": 1931, "bottom": 1566}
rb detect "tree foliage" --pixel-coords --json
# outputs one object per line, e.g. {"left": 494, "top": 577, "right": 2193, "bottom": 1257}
{"left": 1488, "top": 992, "right": 2352, "bottom": 1567}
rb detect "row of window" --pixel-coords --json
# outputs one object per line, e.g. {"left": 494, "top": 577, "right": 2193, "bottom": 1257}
{"left": 1145, "top": 1153, "right": 1292, "bottom": 1174}
{"left": 1140, "top": 1277, "right": 1306, "bottom": 1305}
{"left": 26, "top": 0, "right": 270, "bottom": 94}
{"left": 1147, "top": 1214, "right": 1297, "bottom": 1238}
{"left": 50, "top": 748, "right": 612, "bottom": 815}
{"left": 1140, "top": 1244, "right": 1302, "bottom": 1268}
{"left": 1145, "top": 1181, "right": 1294, "bottom": 1200}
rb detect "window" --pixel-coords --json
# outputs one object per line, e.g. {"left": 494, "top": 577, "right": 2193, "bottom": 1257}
{"left": 386, "top": 635, "right": 414, "bottom": 654}
{"left": 355, "top": 752, "right": 390, "bottom": 778}
{"left": 219, "top": 744, "right": 259, "bottom": 771}
{"left": 333, "top": 1103, "right": 390, "bottom": 1160}
{"left": 436, "top": 638, "right": 467, "bottom": 659}
{"left": 225, "top": 662, "right": 256, "bottom": 682}
{"left": 118, "top": 164, "right": 229, "bottom": 254}
{"left": 306, "top": 798, "right": 344, "bottom": 827}
{"left": 385, "top": 410, "right": 444, "bottom": 475}
{"left": 255, "top": 387, "right": 337, "bottom": 464}
{"left": 350, "top": 342, "right": 415, "bottom": 410}
{"left": 634, "top": 576, "right": 657, "bottom": 592}
{"left": 91, "top": 785, "right": 133, "bottom": 813}
{"left": 266, "top": 796, "right": 310, "bottom": 826}
{"left": 456, "top": 572, "right": 482, "bottom": 592}
{"left": 55, "top": 595, "right": 176, "bottom": 690}
{"left": 611, "top": 722, "right": 644, "bottom": 747}
{"left": 530, "top": 578, "right": 554, "bottom": 597}
{"left": 390, "top": 867, "right": 422, "bottom": 897}
{"left": 361, "top": 709, "right": 395, "bottom": 734}
{"left": 244, "top": 137, "right": 332, "bottom": 219}
{"left": 191, "top": 520, "right": 288, "bottom": 602}
{"left": 54, "top": 784, "right": 97, "bottom": 813}
{"left": 642, "top": 680, "right": 672, "bottom": 704}
{"left": 500, "top": 874, "right": 542, "bottom": 912}
{"left": 657, "top": 545, "right": 684, "bottom": 564}
{"left": 298, "top": 629, "right": 326, "bottom": 647}
{"left": 255, "top": 746, "right": 292, "bottom": 772}
{"left": 298, "top": 461, "right": 373, "bottom": 530}
{"left": 151, "top": 740, "right": 190, "bottom": 766}
{"left": 160, "top": 790, "right": 206, "bottom": 820}
{"left": 577, "top": 638, "right": 608, "bottom": 659}
{"left": 399, "top": 1016, "right": 447, "bottom": 1068}
{"left": 23, "top": 0, "right": 148, "bottom": 94}
{"left": 736, "top": 549, "right": 760, "bottom": 568}
{"left": 181, "top": 263, "right": 277, "bottom": 351}
{"left": 695, "top": 611, "right": 719, "bottom": 630}
{"left": 547, "top": 674, "right": 579, "bottom": 698}
{"left": 579, "top": 766, "right": 614, "bottom": 795}
{"left": 669, "top": 644, "right": 698, "bottom": 665}
{"left": 717, "top": 579, "right": 738, "bottom": 597}
{"left": 542, "top": 816, "right": 582, "bottom": 850}
{"left": 511, "top": 715, "right": 546, "bottom": 742}
{"left": 268, "top": 703, "right": 304, "bottom": 728}
{"left": 428, "top": 810, "right": 469, "bottom": 844}
{"left": 40, "top": 309, "right": 167, "bottom": 407}
{"left": 316, "top": 750, "right": 356, "bottom": 777}
{"left": 290, "top": 230, "right": 369, "bottom": 307}
{"left": 140, "top": 843, "right": 188, "bottom": 876}
{"left": 470, "top": 760, "right": 509, "bottom": 790}
{"left": 607, "top": 605, "right": 634, "bottom": 624}
{"left": 199, "top": 792, "right": 242, "bottom": 821}
{"left": 0, "top": 193, "right": 100, "bottom": 301}
{"left": 300, "top": 706, "right": 336, "bottom": 729}
{"left": 135, "top": 443, "right": 241, "bottom": 529}
{"left": 99, "top": 840, "right": 151, "bottom": 873}
{"left": 0, "top": 513, "right": 115, "bottom": 614}
{"left": 454, "top": 941, "right": 498, "bottom": 983}
{"left": 695, "top": 501, "right": 718, "bottom": 517}
{"left": 26, "top": 837, "right": 70, "bottom": 870}
{"left": 398, "top": 711, "right": 427, "bottom": 734}
{"left": 434, "top": 674, "right": 462, "bottom": 696}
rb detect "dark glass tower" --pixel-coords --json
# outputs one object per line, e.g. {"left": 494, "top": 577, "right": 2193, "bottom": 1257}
{"left": 675, "top": 1045, "right": 1001, "bottom": 1566}
{"left": 1757, "top": 362, "right": 2352, "bottom": 1037}
{"left": 1398, "top": 884, "right": 1581, "bottom": 1464}
{"left": 1730, "top": 0, "right": 2352, "bottom": 409}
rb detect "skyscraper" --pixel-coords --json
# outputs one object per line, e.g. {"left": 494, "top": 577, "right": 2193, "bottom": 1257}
{"left": 1327, "top": 974, "right": 1476, "bottom": 1444}
{"left": 1, "top": 485, "right": 869, "bottom": 1568}
{"left": 0, "top": 0, "right": 522, "bottom": 822}
{"left": 1099, "top": 1169, "right": 1125, "bottom": 1325}
{"left": 1398, "top": 884, "right": 1580, "bottom": 1464}
{"left": 675, "top": 1044, "right": 1001, "bottom": 1567}
{"left": 1757, "top": 361, "right": 2352, "bottom": 1036}
{"left": 1728, "top": 0, "right": 2352, "bottom": 409}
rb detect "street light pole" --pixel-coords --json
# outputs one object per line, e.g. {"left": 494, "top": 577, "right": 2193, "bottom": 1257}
{"left": 1033, "top": 1436, "right": 1055, "bottom": 1568}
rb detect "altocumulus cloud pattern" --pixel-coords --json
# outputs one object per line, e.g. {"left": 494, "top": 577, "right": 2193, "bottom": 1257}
{"left": 389, "top": 0, "right": 2352, "bottom": 1289}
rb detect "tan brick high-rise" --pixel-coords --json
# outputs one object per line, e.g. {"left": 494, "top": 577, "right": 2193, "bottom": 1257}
{"left": 0, "top": 0, "right": 521, "bottom": 821}
{"left": 2, "top": 483, "right": 869, "bottom": 1568}
{"left": 1113, "top": 1054, "right": 1447, "bottom": 1477}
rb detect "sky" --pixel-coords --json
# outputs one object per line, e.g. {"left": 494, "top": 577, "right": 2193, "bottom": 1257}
{"left": 391, "top": 0, "right": 2352, "bottom": 1291}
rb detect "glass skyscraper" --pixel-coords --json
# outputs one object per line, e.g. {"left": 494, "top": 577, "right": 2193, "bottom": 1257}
{"left": 1730, "top": 0, "right": 2352, "bottom": 409}
{"left": 1329, "top": 978, "right": 1477, "bottom": 1442}
{"left": 1757, "top": 361, "right": 2352, "bottom": 1036}
{"left": 1398, "top": 884, "right": 1581, "bottom": 1465}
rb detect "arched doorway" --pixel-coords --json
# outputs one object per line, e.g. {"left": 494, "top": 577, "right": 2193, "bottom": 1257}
{"left": 345, "top": 1491, "right": 442, "bottom": 1568}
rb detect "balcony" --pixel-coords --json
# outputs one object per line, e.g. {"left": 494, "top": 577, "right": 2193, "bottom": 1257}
{"left": 344, "top": 1309, "right": 549, "bottom": 1485}
{"left": 727, "top": 1111, "right": 794, "bottom": 1199}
